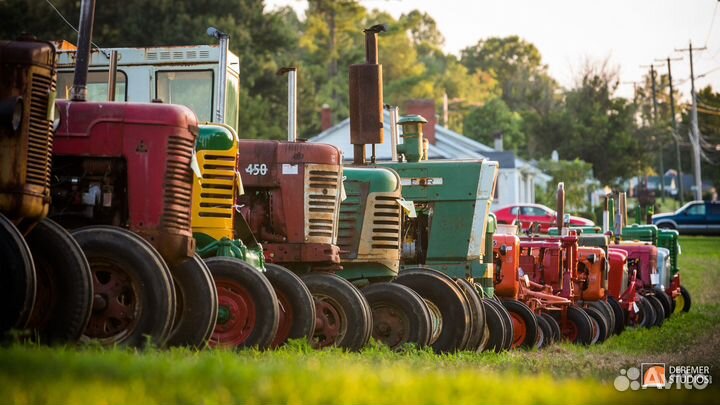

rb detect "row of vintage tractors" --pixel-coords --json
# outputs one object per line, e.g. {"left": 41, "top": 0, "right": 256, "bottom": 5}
{"left": 1, "top": 2, "right": 691, "bottom": 352}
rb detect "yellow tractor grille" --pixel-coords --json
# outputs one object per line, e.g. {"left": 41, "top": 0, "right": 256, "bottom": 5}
{"left": 370, "top": 195, "right": 401, "bottom": 250}
{"left": 25, "top": 73, "right": 55, "bottom": 190}
{"left": 197, "top": 154, "right": 235, "bottom": 219}
{"left": 161, "top": 136, "right": 194, "bottom": 232}
{"left": 305, "top": 165, "right": 340, "bottom": 242}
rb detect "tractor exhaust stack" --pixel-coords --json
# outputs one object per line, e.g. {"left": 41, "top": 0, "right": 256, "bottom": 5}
{"left": 277, "top": 67, "right": 298, "bottom": 142}
{"left": 207, "top": 27, "right": 229, "bottom": 123}
{"left": 349, "top": 24, "right": 386, "bottom": 165}
{"left": 556, "top": 182, "right": 565, "bottom": 235}
{"left": 70, "top": 0, "right": 96, "bottom": 101}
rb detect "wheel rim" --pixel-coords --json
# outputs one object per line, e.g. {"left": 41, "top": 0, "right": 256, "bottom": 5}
{"left": 312, "top": 294, "right": 347, "bottom": 348}
{"left": 85, "top": 258, "right": 140, "bottom": 341}
{"left": 371, "top": 302, "right": 410, "bottom": 348}
{"left": 424, "top": 299, "right": 443, "bottom": 345}
{"left": 563, "top": 319, "right": 579, "bottom": 342}
{"left": 588, "top": 316, "right": 600, "bottom": 343}
{"left": 508, "top": 312, "right": 527, "bottom": 348}
{"left": 211, "top": 279, "right": 256, "bottom": 347}
{"left": 271, "top": 288, "right": 294, "bottom": 347}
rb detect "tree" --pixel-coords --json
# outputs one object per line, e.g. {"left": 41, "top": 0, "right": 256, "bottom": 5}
{"left": 535, "top": 158, "right": 595, "bottom": 212}
{"left": 679, "top": 86, "right": 720, "bottom": 192}
{"left": 463, "top": 98, "right": 524, "bottom": 151}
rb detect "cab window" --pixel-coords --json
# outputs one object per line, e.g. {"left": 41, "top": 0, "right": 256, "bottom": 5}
{"left": 685, "top": 203, "right": 706, "bottom": 216}
{"left": 156, "top": 70, "right": 213, "bottom": 122}
{"left": 57, "top": 70, "right": 127, "bottom": 101}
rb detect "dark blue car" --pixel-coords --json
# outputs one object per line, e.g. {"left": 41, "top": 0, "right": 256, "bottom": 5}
{"left": 652, "top": 201, "right": 720, "bottom": 235}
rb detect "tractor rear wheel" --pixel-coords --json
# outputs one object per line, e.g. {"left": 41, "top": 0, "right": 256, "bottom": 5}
{"left": 166, "top": 254, "right": 218, "bottom": 348}
{"left": 501, "top": 299, "right": 538, "bottom": 349}
{"left": 594, "top": 300, "right": 616, "bottom": 337}
{"left": 653, "top": 288, "right": 673, "bottom": 320}
{"left": 454, "top": 279, "right": 486, "bottom": 351}
{"left": 541, "top": 312, "right": 561, "bottom": 342}
{"left": 491, "top": 298, "right": 515, "bottom": 350}
{"left": 302, "top": 272, "right": 371, "bottom": 351}
{"left": 25, "top": 219, "right": 93, "bottom": 344}
{"left": 206, "top": 257, "right": 279, "bottom": 349}
{"left": 607, "top": 296, "right": 626, "bottom": 335}
{"left": 673, "top": 286, "right": 692, "bottom": 314}
{"left": 0, "top": 213, "right": 35, "bottom": 335}
{"left": 635, "top": 295, "right": 656, "bottom": 328}
{"left": 481, "top": 298, "right": 507, "bottom": 352}
{"left": 645, "top": 294, "right": 665, "bottom": 328}
{"left": 583, "top": 306, "right": 609, "bottom": 344}
{"left": 394, "top": 269, "right": 471, "bottom": 353}
{"left": 72, "top": 226, "right": 176, "bottom": 347}
{"left": 552, "top": 305, "right": 593, "bottom": 345}
{"left": 265, "top": 264, "right": 316, "bottom": 348}
{"left": 362, "top": 282, "right": 431, "bottom": 350}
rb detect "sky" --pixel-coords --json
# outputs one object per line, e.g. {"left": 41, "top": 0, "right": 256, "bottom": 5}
{"left": 265, "top": 0, "right": 720, "bottom": 102}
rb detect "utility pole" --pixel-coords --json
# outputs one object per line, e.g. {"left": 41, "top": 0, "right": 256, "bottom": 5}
{"left": 675, "top": 41, "right": 707, "bottom": 201}
{"left": 655, "top": 56, "right": 685, "bottom": 204}
{"left": 641, "top": 63, "right": 665, "bottom": 201}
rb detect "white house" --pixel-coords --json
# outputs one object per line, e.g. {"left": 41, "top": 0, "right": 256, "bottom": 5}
{"left": 307, "top": 106, "right": 550, "bottom": 208}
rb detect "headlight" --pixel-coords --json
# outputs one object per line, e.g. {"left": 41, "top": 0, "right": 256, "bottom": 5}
{"left": 11, "top": 97, "right": 23, "bottom": 131}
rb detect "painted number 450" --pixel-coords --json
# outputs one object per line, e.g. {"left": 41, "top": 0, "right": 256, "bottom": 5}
{"left": 245, "top": 163, "right": 268, "bottom": 176}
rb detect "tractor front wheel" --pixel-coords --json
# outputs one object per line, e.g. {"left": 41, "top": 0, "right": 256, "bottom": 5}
{"left": 393, "top": 269, "right": 471, "bottom": 353}
{"left": 634, "top": 294, "right": 656, "bottom": 328}
{"left": 583, "top": 306, "right": 609, "bottom": 344}
{"left": 481, "top": 298, "right": 507, "bottom": 352}
{"left": 265, "top": 264, "right": 316, "bottom": 348}
{"left": 607, "top": 296, "right": 626, "bottom": 335}
{"left": 72, "top": 226, "right": 176, "bottom": 347}
{"left": 166, "top": 254, "right": 218, "bottom": 348}
{"left": 673, "top": 286, "right": 692, "bottom": 314}
{"left": 362, "top": 282, "right": 431, "bottom": 350}
{"left": 302, "top": 272, "right": 371, "bottom": 351}
{"left": 0, "top": 213, "right": 35, "bottom": 335}
{"left": 552, "top": 305, "right": 593, "bottom": 345}
{"left": 536, "top": 314, "right": 553, "bottom": 348}
{"left": 501, "top": 299, "right": 538, "bottom": 349}
{"left": 541, "top": 312, "right": 561, "bottom": 343}
{"left": 25, "top": 219, "right": 93, "bottom": 344}
{"left": 454, "top": 279, "right": 486, "bottom": 351}
{"left": 645, "top": 294, "right": 666, "bottom": 328}
{"left": 654, "top": 288, "right": 673, "bottom": 320}
{"left": 206, "top": 257, "right": 279, "bottom": 349}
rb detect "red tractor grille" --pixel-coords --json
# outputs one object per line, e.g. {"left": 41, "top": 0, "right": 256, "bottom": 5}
{"left": 161, "top": 136, "right": 194, "bottom": 232}
{"left": 370, "top": 195, "right": 401, "bottom": 250}
{"left": 25, "top": 73, "right": 55, "bottom": 191}
{"left": 305, "top": 165, "right": 341, "bottom": 242}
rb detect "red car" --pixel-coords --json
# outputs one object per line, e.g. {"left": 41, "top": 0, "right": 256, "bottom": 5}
{"left": 493, "top": 203, "right": 595, "bottom": 233}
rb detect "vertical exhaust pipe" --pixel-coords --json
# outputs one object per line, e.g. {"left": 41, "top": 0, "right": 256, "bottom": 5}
{"left": 107, "top": 50, "right": 118, "bottom": 101}
{"left": 602, "top": 194, "right": 610, "bottom": 233}
{"left": 386, "top": 105, "right": 399, "bottom": 162}
{"left": 207, "top": 27, "right": 229, "bottom": 123}
{"left": 556, "top": 182, "right": 565, "bottom": 234}
{"left": 277, "top": 67, "right": 297, "bottom": 142}
{"left": 70, "top": 0, "right": 96, "bottom": 101}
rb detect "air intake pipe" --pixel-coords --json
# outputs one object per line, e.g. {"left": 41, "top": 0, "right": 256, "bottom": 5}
{"left": 277, "top": 67, "right": 297, "bottom": 142}
{"left": 70, "top": 0, "right": 96, "bottom": 101}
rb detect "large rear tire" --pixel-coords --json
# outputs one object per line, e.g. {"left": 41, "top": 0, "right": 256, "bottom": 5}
{"left": 72, "top": 226, "right": 176, "bottom": 348}
{"left": 501, "top": 299, "right": 538, "bottom": 349}
{"left": 302, "top": 272, "right": 371, "bottom": 351}
{"left": 25, "top": 219, "right": 93, "bottom": 344}
{"left": 607, "top": 296, "right": 626, "bottom": 335}
{"left": 393, "top": 269, "right": 471, "bottom": 353}
{"left": 454, "top": 279, "right": 486, "bottom": 351}
{"left": 0, "top": 213, "right": 35, "bottom": 335}
{"left": 206, "top": 257, "right": 279, "bottom": 349}
{"left": 362, "top": 282, "right": 431, "bottom": 350}
{"left": 166, "top": 254, "right": 218, "bottom": 348}
{"left": 265, "top": 263, "right": 316, "bottom": 348}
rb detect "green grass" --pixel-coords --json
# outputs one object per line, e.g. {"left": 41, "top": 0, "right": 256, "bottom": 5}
{"left": 1, "top": 237, "right": 719, "bottom": 405}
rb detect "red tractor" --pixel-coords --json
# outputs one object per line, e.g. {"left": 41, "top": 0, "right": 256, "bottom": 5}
{"left": 46, "top": 0, "right": 217, "bottom": 348}
{"left": 1, "top": 37, "right": 93, "bottom": 345}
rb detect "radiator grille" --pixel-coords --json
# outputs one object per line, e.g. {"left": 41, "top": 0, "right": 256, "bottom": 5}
{"left": 197, "top": 154, "right": 235, "bottom": 219}
{"left": 161, "top": 136, "right": 194, "bottom": 232}
{"left": 25, "top": 73, "right": 55, "bottom": 190}
{"left": 337, "top": 187, "right": 362, "bottom": 257}
{"left": 305, "top": 165, "right": 341, "bottom": 241}
{"left": 370, "top": 195, "right": 401, "bottom": 250}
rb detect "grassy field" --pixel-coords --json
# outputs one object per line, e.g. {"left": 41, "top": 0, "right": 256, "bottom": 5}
{"left": 1, "top": 237, "right": 719, "bottom": 405}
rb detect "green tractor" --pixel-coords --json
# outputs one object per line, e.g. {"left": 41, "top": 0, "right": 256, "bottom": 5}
{"left": 331, "top": 25, "right": 515, "bottom": 353}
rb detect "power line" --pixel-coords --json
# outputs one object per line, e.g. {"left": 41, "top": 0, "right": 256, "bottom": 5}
{"left": 44, "top": 0, "right": 107, "bottom": 57}
{"left": 705, "top": 0, "right": 720, "bottom": 48}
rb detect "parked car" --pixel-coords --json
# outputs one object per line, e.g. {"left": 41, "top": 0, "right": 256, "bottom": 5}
{"left": 493, "top": 203, "right": 595, "bottom": 233}
{"left": 652, "top": 200, "right": 720, "bottom": 235}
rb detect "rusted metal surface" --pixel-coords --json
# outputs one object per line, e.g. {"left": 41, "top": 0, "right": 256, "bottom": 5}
{"left": 0, "top": 39, "right": 57, "bottom": 220}
{"left": 349, "top": 64, "right": 383, "bottom": 151}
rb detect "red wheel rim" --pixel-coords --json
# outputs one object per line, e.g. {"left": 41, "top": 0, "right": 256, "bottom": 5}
{"left": 26, "top": 257, "right": 55, "bottom": 329}
{"left": 270, "top": 288, "right": 293, "bottom": 348}
{"left": 312, "top": 295, "right": 346, "bottom": 349}
{"left": 85, "top": 259, "right": 140, "bottom": 341}
{"left": 508, "top": 312, "right": 527, "bottom": 348}
{"left": 211, "top": 278, "right": 256, "bottom": 347}
{"left": 563, "top": 319, "right": 579, "bottom": 342}
{"left": 371, "top": 302, "right": 410, "bottom": 348}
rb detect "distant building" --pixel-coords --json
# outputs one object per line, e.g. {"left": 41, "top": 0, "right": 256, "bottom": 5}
{"left": 307, "top": 104, "right": 550, "bottom": 208}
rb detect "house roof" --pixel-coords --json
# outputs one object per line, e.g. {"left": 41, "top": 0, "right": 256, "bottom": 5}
{"left": 308, "top": 110, "right": 550, "bottom": 182}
